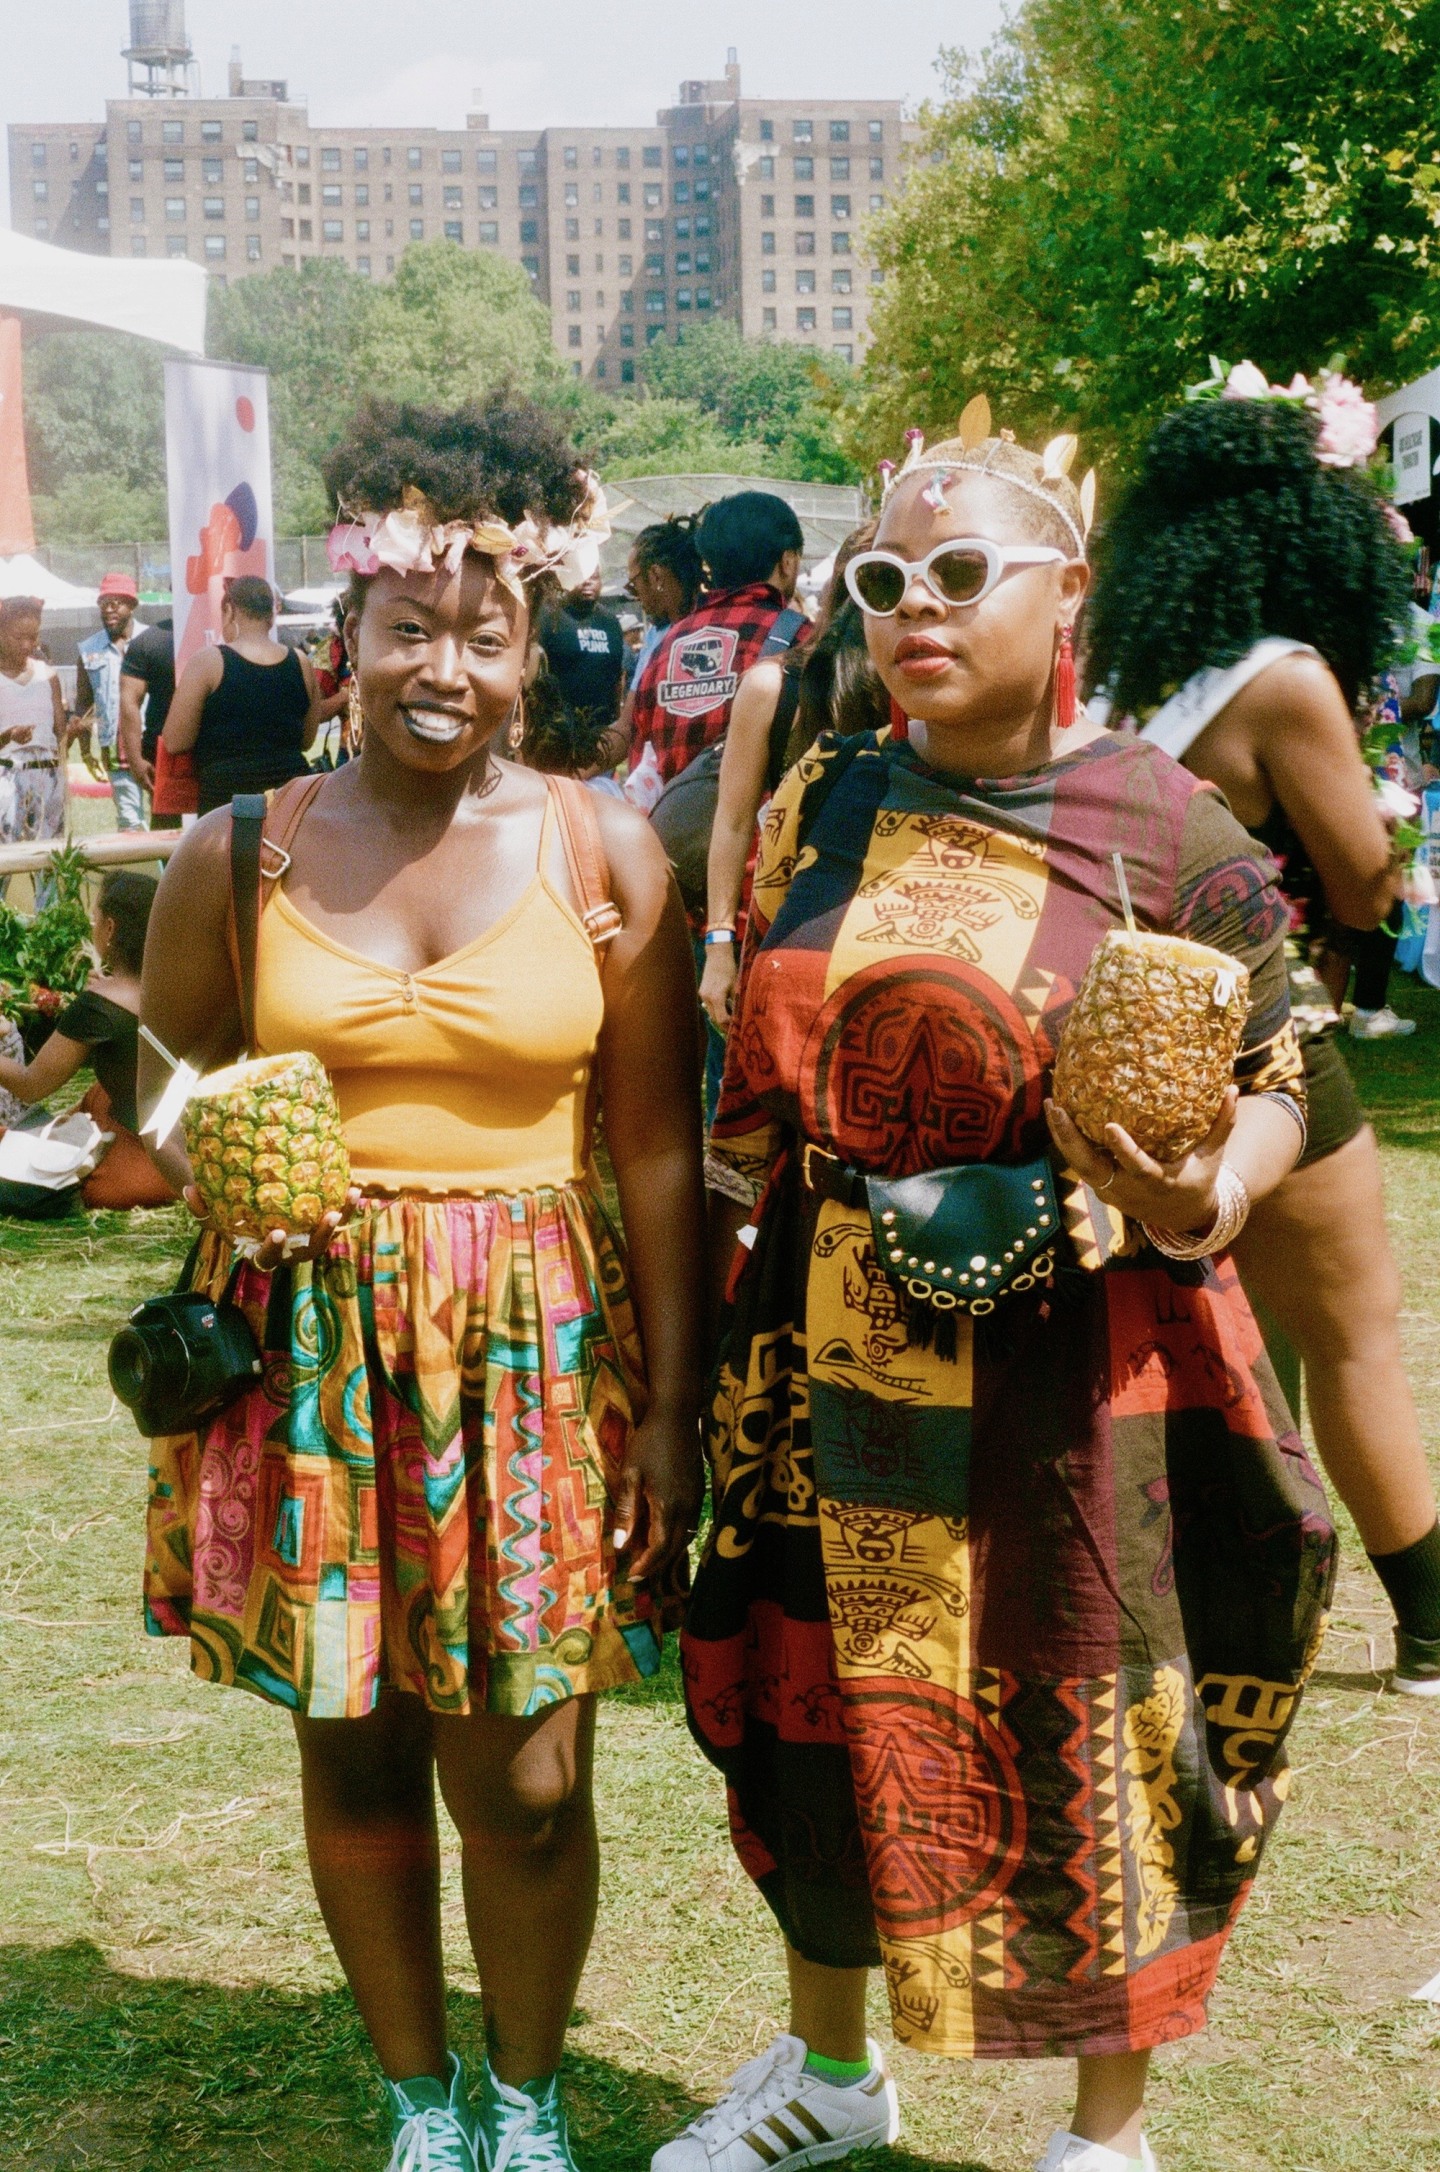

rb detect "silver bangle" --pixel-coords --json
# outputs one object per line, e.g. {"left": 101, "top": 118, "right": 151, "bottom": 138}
{"left": 1143, "top": 1163, "right": 1250, "bottom": 1261}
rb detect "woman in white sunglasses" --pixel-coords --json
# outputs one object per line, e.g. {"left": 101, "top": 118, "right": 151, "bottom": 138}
{"left": 666, "top": 424, "right": 1333, "bottom": 2172}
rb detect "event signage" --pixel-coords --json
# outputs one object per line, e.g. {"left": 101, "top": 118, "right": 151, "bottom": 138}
{"left": 163, "top": 357, "right": 274, "bottom": 672}
{"left": 1392, "top": 410, "right": 1432, "bottom": 505}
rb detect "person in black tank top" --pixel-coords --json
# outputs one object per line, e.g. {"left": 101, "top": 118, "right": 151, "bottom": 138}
{"left": 163, "top": 574, "right": 320, "bottom": 814}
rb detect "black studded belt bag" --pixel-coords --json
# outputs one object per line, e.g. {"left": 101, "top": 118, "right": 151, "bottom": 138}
{"left": 798, "top": 1143, "right": 1062, "bottom": 1317}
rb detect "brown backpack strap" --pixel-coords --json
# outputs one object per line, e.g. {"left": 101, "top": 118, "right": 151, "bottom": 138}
{"left": 225, "top": 773, "right": 327, "bottom": 1052}
{"left": 547, "top": 775, "right": 622, "bottom": 958}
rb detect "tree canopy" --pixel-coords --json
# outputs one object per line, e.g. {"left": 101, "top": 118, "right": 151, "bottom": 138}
{"left": 851, "top": 0, "right": 1440, "bottom": 472}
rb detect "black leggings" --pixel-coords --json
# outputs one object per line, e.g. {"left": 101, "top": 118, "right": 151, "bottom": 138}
{"left": 1351, "top": 918, "right": 1401, "bottom": 1012}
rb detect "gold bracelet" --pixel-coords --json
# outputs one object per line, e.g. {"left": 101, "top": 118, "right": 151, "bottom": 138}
{"left": 1143, "top": 1164, "right": 1250, "bottom": 1261}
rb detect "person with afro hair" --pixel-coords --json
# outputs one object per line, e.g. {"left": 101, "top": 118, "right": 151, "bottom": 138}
{"left": 1086, "top": 391, "right": 1440, "bottom": 1699}
{"left": 137, "top": 392, "right": 706, "bottom": 2172}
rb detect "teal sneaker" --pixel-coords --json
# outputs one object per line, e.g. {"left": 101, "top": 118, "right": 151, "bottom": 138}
{"left": 478, "top": 2065, "right": 582, "bottom": 2172}
{"left": 383, "top": 2052, "right": 481, "bottom": 2172}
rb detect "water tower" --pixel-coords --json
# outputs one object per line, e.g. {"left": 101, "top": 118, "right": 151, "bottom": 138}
{"left": 122, "top": 0, "right": 196, "bottom": 98}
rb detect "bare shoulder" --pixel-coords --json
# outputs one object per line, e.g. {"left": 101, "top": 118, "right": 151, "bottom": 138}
{"left": 591, "top": 785, "right": 668, "bottom": 876}
{"left": 155, "top": 803, "right": 233, "bottom": 908}
{"left": 1227, "top": 648, "right": 1350, "bottom": 734}
{"left": 179, "top": 645, "right": 224, "bottom": 690}
{"left": 739, "top": 655, "right": 786, "bottom": 695}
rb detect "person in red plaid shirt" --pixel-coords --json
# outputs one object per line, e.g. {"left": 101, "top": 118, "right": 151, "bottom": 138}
{"left": 614, "top": 491, "right": 808, "bottom": 783}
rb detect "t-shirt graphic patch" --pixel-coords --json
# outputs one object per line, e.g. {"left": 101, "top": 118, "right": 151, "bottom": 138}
{"left": 657, "top": 626, "right": 741, "bottom": 717}
{"left": 576, "top": 626, "right": 613, "bottom": 655}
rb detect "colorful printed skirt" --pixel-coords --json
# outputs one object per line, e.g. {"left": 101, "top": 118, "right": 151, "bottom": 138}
{"left": 683, "top": 1172, "right": 1337, "bottom": 2059}
{"left": 145, "top": 1185, "right": 665, "bottom": 1719}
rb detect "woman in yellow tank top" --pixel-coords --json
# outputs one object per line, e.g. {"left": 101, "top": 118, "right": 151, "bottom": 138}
{"left": 137, "top": 396, "right": 705, "bottom": 2172}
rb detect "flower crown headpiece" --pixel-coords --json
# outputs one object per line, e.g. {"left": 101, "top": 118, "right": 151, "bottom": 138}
{"left": 1184, "top": 358, "right": 1380, "bottom": 468}
{"left": 877, "top": 395, "right": 1097, "bottom": 558}
{"left": 326, "top": 472, "right": 612, "bottom": 600}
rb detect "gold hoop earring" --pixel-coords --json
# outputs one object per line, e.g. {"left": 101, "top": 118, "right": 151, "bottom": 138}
{"left": 507, "top": 695, "right": 525, "bottom": 754}
{"left": 346, "top": 675, "right": 364, "bottom": 753}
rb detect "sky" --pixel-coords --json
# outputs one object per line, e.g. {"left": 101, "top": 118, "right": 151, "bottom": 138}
{"left": 2, "top": 0, "right": 1010, "bottom": 221}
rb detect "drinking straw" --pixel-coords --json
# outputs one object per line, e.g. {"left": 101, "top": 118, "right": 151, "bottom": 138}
{"left": 1112, "top": 850, "right": 1137, "bottom": 935}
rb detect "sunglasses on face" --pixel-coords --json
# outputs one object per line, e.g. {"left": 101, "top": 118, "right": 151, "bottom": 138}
{"left": 844, "top": 538, "right": 1068, "bottom": 617}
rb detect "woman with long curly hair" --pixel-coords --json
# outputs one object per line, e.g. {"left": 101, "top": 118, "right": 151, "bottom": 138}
{"left": 138, "top": 394, "right": 705, "bottom": 2172}
{"left": 1085, "top": 388, "right": 1440, "bottom": 1696}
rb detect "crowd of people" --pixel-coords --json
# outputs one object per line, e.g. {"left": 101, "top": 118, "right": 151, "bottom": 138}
{"left": 0, "top": 370, "right": 1436, "bottom": 2172}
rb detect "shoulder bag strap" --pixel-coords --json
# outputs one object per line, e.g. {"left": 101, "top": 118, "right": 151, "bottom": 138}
{"left": 546, "top": 775, "right": 622, "bottom": 961}
{"left": 759, "top": 605, "right": 807, "bottom": 658}
{"left": 226, "top": 772, "right": 326, "bottom": 1054}
{"left": 765, "top": 667, "right": 804, "bottom": 794}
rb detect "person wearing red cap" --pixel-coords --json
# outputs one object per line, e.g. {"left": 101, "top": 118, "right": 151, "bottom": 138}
{"left": 77, "top": 571, "right": 144, "bottom": 830}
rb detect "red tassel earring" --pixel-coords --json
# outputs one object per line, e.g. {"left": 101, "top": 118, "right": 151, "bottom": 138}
{"left": 1054, "top": 623, "right": 1077, "bottom": 729}
{"left": 889, "top": 695, "right": 910, "bottom": 741}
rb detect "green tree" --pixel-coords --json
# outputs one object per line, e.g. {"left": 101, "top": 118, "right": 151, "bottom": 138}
{"left": 360, "top": 241, "right": 563, "bottom": 406}
{"left": 588, "top": 394, "right": 771, "bottom": 479}
{"left": 641, "top": 320, "right": 859, "bottom": 481}
{"left": 22, "top": 328, "right": 167, "bottom": 538}
{"left": 853, "top": 0, "right": 1440, "bottom": 471}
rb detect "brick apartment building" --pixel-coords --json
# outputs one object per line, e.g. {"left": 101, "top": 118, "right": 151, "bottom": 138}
{"left": 8, "top": 48, "right": 920, "bottom": 386}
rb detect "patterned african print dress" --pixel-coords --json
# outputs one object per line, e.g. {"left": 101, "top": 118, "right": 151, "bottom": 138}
{"left": 685, "top": 727, "right": 1336, "bottom": 2060}
{"left": 145, "top": 782, "right": 663, "bottom": 1720}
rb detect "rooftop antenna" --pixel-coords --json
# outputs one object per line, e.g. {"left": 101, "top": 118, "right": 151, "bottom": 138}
{"left": 123, "top": 0, "right": 196, "bottom": 98}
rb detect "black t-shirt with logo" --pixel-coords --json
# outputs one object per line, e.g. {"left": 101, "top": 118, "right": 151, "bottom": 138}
{"left": 540, "top": 602, "right": 627, "bottom": 719}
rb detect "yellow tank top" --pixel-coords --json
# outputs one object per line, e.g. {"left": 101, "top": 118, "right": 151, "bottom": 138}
{"left": 254, "top": 795, "right": 605, "bottom": 1194}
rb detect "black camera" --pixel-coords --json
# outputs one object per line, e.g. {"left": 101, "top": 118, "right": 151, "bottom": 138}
{"left": 109, "top": 1288, "right": 263, "bottom": 1437}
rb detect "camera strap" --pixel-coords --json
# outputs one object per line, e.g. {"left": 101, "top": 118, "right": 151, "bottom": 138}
{"left": 227, "top": 775, "right": 327, "bottom": 1055}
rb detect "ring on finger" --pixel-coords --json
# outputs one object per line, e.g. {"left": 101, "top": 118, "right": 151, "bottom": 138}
{"left": 1095, "top": 1163, "right": 1120, "bottom": 1195}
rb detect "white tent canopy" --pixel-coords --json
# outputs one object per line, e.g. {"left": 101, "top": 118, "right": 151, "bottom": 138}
{"left": 0, "top": 551, "right": 96, "bottom": 608}
{"left": 0, "top": 227, "right": 205, "bottom": 357}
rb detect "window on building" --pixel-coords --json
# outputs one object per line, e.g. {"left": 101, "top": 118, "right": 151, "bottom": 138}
{"left": 696, "top": 211, "right": 711, "bottom": 235}
{"left": 793, "top": 119, "right": 813, "bottom": 141}
{"left": 761, "top": 267, "right": 776, "bottom": 293}
{"left": 242, "top": 157, "right": 258, "bottom": 183}
{"left": 674, "top": 216, "right": 691, "bottom": 239}
{"left": 443, "top": 220, "right": 461, "bottom": 241}
{"left": 477, "top": 148, "right": 497, "bottom": 173}
{"left": 833, "top": 342, "right": 853, "bottom": 363}
{"left": 795, "top": 156, "right": 814, "bottom": 179}
{"left": 797, "top": 307, "right": 816, "bottom": 331}
{"left": 165, "top": 197, "right": 185, "bottom": 220}
{"left": 479, "top": 220, "right": 498, "bottom": 244}
{"left": 321, "top": 147, "right": 340, "bottom": 171}
{"left": 696, "top": 286, "right": 712, "bottom": 309}
{"left": 642, "top": 144, "right": 662, "bottom": 168}
{"left": 593, "top": 144, "right": 603, "bottom": 165}
{"left": 479, "top": 185, "right": 497, "bottom": 209}
{"left": 297, "top": 183, "right": 311, "bottom": 204}
{"left": 295, "top": 146, "right": 310, "bottom": 165}
{"left": 243, "top": 119, "right": 258, "bottom": 142}
{"left": 356, "top": 183, "right": 369, "bottom": 205}
{"left": 832, "top": 306, "right": 853, "bottom": 329}
{"left": 567, "top": 252, "right": 581, "bottom": 275}
{"left": 832, "top": 267, "right": 852, "bottom": 292}
{"left": 127, "top": 120, "right": 142, "bottom": 143}
{"left": 869, "top": 119, "right": 884, "bottom": 141}
{"left": 409, "top": 218, "right": 423, "bottom": 238}
{"left": 761, "top": 230, "right": 775, "bottom": 255}
{"left": 595, "top": 356, "right": 607, "bottom": 378}
{"left": 567, "top": 324, "right": 582, "bottom": 347}
{"left": 831, "top": 156, "right": 850, "bottom": 179}
{"left": 409, "top": 182, "right": 423, "bottom": 204}
{"left": 407, "top": 146, "right": 422, "bottom": 168}
{"left": 616, "top": 145, "right": 630, "bottom": 168}
{"left": 870, "top": 264, "right": 885, "bottom": 283}
{"left": 869, "top": 194, "right": 884, "bottom": 213}
{"left": 299, "top": 218, "right": 312, "bottom": 239}
{"left": 205, "top": 234, "right": 226, "bottom": 258}
{"left": 676, "top": 288, "right": 692, "bottom": 310}
{"left": 162, "top": 119, "right": 183, "bottom": 143}
{"left": 567, "top": 288, "right": 581, "bottom": 310}
{"left": 618, "top": 253, "right": 632, "bottom": 276}
{"left": 383, "top": 183, "right": 393, "bottom": 202}
{"left": 620, "top": 325, "right": 636, "bottom": 351}
{"left": 696, "top": 248, "right": 711, "bottom": 272}
{"left": 520, "top": 218, "right": 539, "bottom": 243}
{"left": 795, "top": 194, "right": 814, "bottom": 218}
{"left": 673, "top": 145, "right": 690, "bottom": 167}
{"left": 384, "top": 218, "right": 393, "bottom": 235}
{"left": 869, "top": 156, "right": 884, "bottom": 179}
{"left": 31, "top": 179, "right": 48, "bottom": 202}
{"left": 564, "top": 183, "right": 578, "bottom": 207}
{"left": 758, "top": 155, "right": 775, "bottom": 181}
{"left": 617, "top": 182, "right": 631, "bottom": 205}
{"left": 646, "top": 324, "right": 665, "bottom": 344}
{"left": 760, "top": 119, "right": 775, "bottom": 142}
{"left": 643, "top": 184, "right": 662, "bottom": 207}
{"left": 166, "top": 234, "right": 188, "bottom": 255}
{"left": 795, "top": 230, "right": 815, "bottom": 255}
{"left": 245, "top": 195, "right": 260, "bottom": 220}
{"left": 645, "top": 290, "right": 666, "bottom": 314}
{"left": 519, "top": 182, "right": 538, "bottom": 208}
{"left": 675, "top": 251, "right": 691, "bottom": 275}
{"left": 518, "top": 148, "right": 538, "bottom": 173}
{"left": 832, "top": 230, "right": 852, "bottom": 254}
{"left": 130, "top": 196, "right": 145, "bottom": 221}
{"left": 592, "top": 182, "right": 602, "bottom": 203}
{"left": 697, "top": 144, "right": 711, "bottom": 166}
{"left": 830, "top": 119, "right": 852, "bottom": 143}
{"left": 129, "top": 158, "right": 143, "bottom": 180}
{"left": 762, "top": 305, "right": 776, "bottom": 328}
{"left": 561, "top": 145, "right": 578, "bottom": 169}
{"left": 796, "top": 268, "right": 815, "bottom": 293}
{"left": 618, "top": 216, "right": 632, "bottom": 238}
{"left": 645, "top": 251, "right": 664, "bottom": 276}
{"left": 357, "top": 255, "right": 371, "bottom": 275}
{"left": 565, "top": 218, "right": 579, "bottom": 239}
{"left": 760, "top": 194, "right": 774, "bottom": 218}
{"left": 621, "top": 356, "right": 635, "bottom": 381}
{"left": 832, "top": 195, "right": 851, "bottom": 219}
{"left": 442, "top": 148, "right": 461, "bottom": 173}
{"left": 322, "top": 184, "right": 342, "bottom": 205}
{"left": 30, "top": 141, "right": 48, "bottom": 167}
{"left": 131, "top": 235, "right": 147, "bottom": 255}
{"left": 522, "top": 254, "right": 540, "bottom": 279}
{"left": 323, "top": 219, "right": 343, "bottom": 241}
{"left": 197, "top": 119, "right": 220, "bottom": 144}
{"left": 281, "top": 216, "right": 295, "bottom": 237}
{"left": 163, "top": 157, "right": 183, "bottom": 181}
{"left": 444, "top": 186, "right": 461, "bottom": 208}
{"left": 674, "top": 180, "right": 691, "bottom": 204}
{"left": 357, "top": 218, "right": 370, "bottom": 240}
{"left": 354, "top": 146, "right": 369, "bottom": 170}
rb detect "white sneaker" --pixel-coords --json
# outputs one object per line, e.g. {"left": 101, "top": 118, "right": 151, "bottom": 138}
{"left": 1036, "top": 2133, "right": 1158, "bottom": 2172}
{"left": 651, "top": 2033, "right": 898, "bottom": 2172}
{"left": 1349, "top": 1005, "right": 1417, "bottom": 1039}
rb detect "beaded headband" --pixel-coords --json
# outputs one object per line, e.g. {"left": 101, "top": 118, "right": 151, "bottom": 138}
{"left": 878, "top": 396, "right": 1095, "bottom": 559}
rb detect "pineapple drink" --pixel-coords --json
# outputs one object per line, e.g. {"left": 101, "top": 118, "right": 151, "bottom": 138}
{"left": 1052, "top": 929, "right": 1249, "bottom": 1165}
{"left": 182, "top": 1053, "right": 350, "bottom": 1240}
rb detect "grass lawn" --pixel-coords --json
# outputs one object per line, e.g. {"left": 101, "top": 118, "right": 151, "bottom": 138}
{"left": 1, "top": 970, "right": 1438, "bottom": 2171}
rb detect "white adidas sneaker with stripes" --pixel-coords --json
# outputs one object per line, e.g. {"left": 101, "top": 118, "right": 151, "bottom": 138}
{"left": 652, "top": 2033, "right": 898, "bottom": 2172}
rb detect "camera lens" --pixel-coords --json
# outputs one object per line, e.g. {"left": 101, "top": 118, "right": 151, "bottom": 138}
{"left": 109, "top": 1318, "right": 187, "bottom": 1414}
